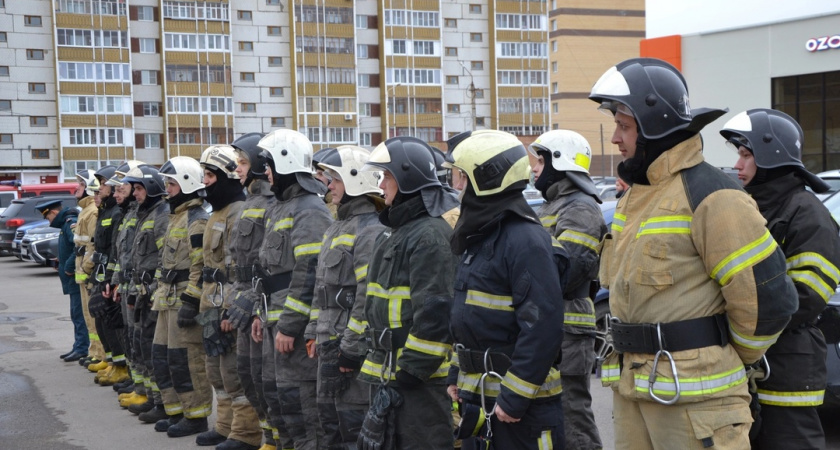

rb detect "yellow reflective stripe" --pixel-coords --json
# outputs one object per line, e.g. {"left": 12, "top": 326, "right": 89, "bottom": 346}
{"left": 107, "top": 262, "right": 117, "bottom": 271}
{"left": 538, "top": 429, "right": 554, "bottom": 450}
{"left": 540, "top": 214, "right": 557, "bottom": 228}
{"left": 156, "top": 237, "right": 164, "bottom": 249}
{"left": 125, "top": 218, "right": 136, "bottom": 228}
{"left": 360, "top": 358, "right": 397, "bottom": 381}
{"left": 367, "top": 283, "right": 410, "bottom": 328}
{"left": 75, "top": 273, "right": 88, "bottom": 282}
{"left": 273, "top": 218, "right": 294, "bottom": 231}
{"left": 154, "top": 269, "right": 162, "bottom": 279}
{"left": 331, "top": 234, "right": 355, "bottom": 249}
{"left": 635, "top": 215, "right": 692, "bottom": 238}
{"left": 310, "top": 308, "right": 320, "bottom": 321}
{"left": 611, "top": 214, "right": 626, "bottom": 233}
{"left": 355, "top": 264, "right": 368, "bottom": 282}
{"left": 757, "top": 389, "right": 825, "bottom": 406}
{"left": 459, "top": 368, "right": 562, "bottom": 399}
{"left": 266, "top": 309, "right": 283, "bottom": 321}
{"left": 634, "top": 364, "right": 746, "bottom": 397}
{"left": 241, "top": 208, "right": 265, "bottom": 219}
{"left": 502, "top": 371, "right": 542, "bottom": 399}
{"left": 185, "top": 284, "right": 202, "bottom": 298}
{"left": 465, "top": 290, "right": 513, "bottom": 312}
{"left": 190, "top": 248, "right": 203, "bottom": 264}
{"left": 789, "top": 269, "right": 834, "bottom": 302}
{"left": 728, "top": 317, "right": 781, "bottom": 350}
{"left": 601, "top": 364, "right": 620, "bottom": 382}
{"left": 101, "top": 218, "right": 112, "bottom": 226}
{"left": 711, "top": 230, "right": 778, "bottom": 285}
{"left": 558, "top": 229, "right": 600, "bottom": 252}
{"left": 141, "top": 220, "right": 154, "bottom": 230}
{"left": 564, "top": 312, "right": 596, "bottom": 327}
{"left": 170, "top": 228, "right": 187, "bottom": 239}
{"left": 184, "top": 404, "right": 212, "bottom": 418}
{"left": 88, "top": 332, "right": 99, "bottom": 341}
{"left": 95, "top": 273, "right": 105, "bottom": 282}
{"left": 787, "top": 252, "right": 840, "bottom": 284}
{"left": 294, "top": 242, "right": 322, "bottom": 258}
{"left": 284, "top": 296, "right": 311, "bottom": 317}
{"left": 164, "top": 403, "right": 184, "bottom": 415}
{"left": 551, "top": 237, "right": 563, "bottom": 249}
{"left": 112, "top": 354, "right": 126, "bottom": 362}
{"left": 404, "top": 334, "right": 450, "bottom": 357}
{"left": 347, "top": 317, "right": 366, "bottom": 334}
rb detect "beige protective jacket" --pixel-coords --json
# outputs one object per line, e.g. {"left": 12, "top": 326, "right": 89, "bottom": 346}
{"left": 74, "top": 195, "right": 98, "bottom": 284}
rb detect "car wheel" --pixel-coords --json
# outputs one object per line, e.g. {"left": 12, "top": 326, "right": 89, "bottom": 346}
{"left": 593, "top": 300, "right": 613, "bottom": 372}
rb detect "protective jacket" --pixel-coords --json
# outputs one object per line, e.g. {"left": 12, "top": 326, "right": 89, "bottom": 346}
{"left": 92, "top": 199, "right": 122, "bottom": 286}
{"left": 538, "top": 178, "right": 606, "bottom": 335}
{"left": 131, "top": 198, "right": 169, "bottom": 297}
{"left": 229, "top": 179, "right": 274, "bottom": 317}
{"left": 358, "top": 195, "right": 456, "bottom": 385}
{"left": 74, "top": 195, "right": 98, "bottom": 285}
{"left": 200, "top": 199, "right": 245, "bottom": 312}
{"left": 52, "top": 207, "right": 80, "bottom": 295}
{"left": 111, "top": 202, "right": 139, "bottom": 296}
{"left": 152, "top": 198, "right": 208, "bottom": 311}
{"left": 450, "top": 213, "right": 566, "bottom": 419}
{"left": 747, "top": 173, "right": 840, "bottom": 407}
{"left": 599, "top": 134, "right": 797, "bottom": 404}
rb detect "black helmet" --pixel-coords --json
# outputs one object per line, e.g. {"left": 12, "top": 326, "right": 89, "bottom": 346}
{"left": 720, "top": 108, "right": 830, "bottom": 193}
{"left": 231, "top": 132, "right": 267, "bottom": 180}
{"left": 589, "top": 58, "right": 726, "bottom": 139}
{"left": 428, "top": 147, "right": 450, "bottom": 185}
{"left": 121, "top": 165, "right": 166, "bottom": 198}
{"left": 363, "top": 136, "right": 440, "bottom": 194}
{"left": 312, "top": 147, "right": 339, "bottom": 167}
{"left": 93, "top": 165, "right": 117, "bottom": 185}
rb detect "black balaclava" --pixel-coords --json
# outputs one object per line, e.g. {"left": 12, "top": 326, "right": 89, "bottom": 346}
{"left": 450, "top": 180, "right": 535, "bottom": 255}
{"left": 204, "top": 167, "right": 246, "bottom": 210}
{"left": 618, "top": 128, "right": 697, "bottom": 185}
{"left": 167, "top": 190, "right": 200, "bottom": 213}
{"left": 534, "top": 150, "right": 566, "bottom": 199}
{"left": 391, "top": 190, "right": 421, "bottom": 209}
{"left": 267, "top": 159, "right": 298, "bottom": 200}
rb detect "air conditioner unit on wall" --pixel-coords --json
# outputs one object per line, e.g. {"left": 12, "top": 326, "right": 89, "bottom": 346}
{"left": 344, "top": 114, "right": 353, "bottom": 120}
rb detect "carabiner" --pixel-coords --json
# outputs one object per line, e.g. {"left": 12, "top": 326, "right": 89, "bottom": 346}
{"left": 210, "top": 281, "right": 224, "bottom": 307}
{"left": 758, "top": 354, "right": 771, "bottom": 382}
{"left": 379, "top": 349, "right": 393, "bottom": 386}
{"left": 648, "top": 323, "right": 680, "bottom": 405}
{"left": 478, "top": 370, "right": 502, "bottom": 438}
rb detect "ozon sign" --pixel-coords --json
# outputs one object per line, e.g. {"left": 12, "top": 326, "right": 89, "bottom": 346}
{"left": 806, "top": 34, "right": 840, "bottom": 52}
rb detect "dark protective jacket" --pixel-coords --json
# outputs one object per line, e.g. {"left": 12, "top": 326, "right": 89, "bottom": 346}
{"left": 449, "top": 213, "right": 566, "bottom": 419}
{"left": 358, "top": 195, "right": 457, "bottom": 385}
{"left": 52, "top": 207, "right": 79, "bottom": 295}
{"left": 131, "top": 198, "right": 169, "bottom": 296}
{"left": 111, "top": 202, "right": 139, "bottom": 296}
{"left": 152, "top": 198, "right": 208, "bottom": 311}
{"left": 92, "top": 199, "right": 123, "bottom": 286}
{"left": 229, "top": 179, "right": 274, "bottom": 316}
{"left": 747, "top": 173, "right": 840, "bottom": 407}
{"left": 538, "top": 178, "right": 606, "bottom": 335}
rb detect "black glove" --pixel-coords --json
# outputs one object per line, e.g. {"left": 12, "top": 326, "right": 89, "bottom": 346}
{"left": 357, "top": 385, "right": 403, "bottom": 450}
{"left": 227, "top": 290, "right": 259, "bottom": 332}
{"left": 196, "top": 308, "right": 236, "bottom": 357}
{"left": 177, "top": 293, "right": 200, "bottom": 328}
{"left": 88, "top": 291, "right": 108, "bottom": 319}
{"left": 338, "top": 352, "right": 362, "bottom": 371}
{"left": 126, "top": 294, "right": 136, "bottom": 307}
{"left": 319, "top": 340, "right": 348, "bottom": 397}
{"left": 395, "top": 370, "right": 423, "bottom": 389}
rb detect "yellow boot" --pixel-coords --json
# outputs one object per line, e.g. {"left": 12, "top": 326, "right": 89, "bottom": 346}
{"left": 88, "top": 360, "right": 109, "bottom": 373}
{"left": 94, "top": 365, "right": 114, "bottom": 384}
{"left": 118, "top": 390, "right": 138, "bottom": 401}
{"left": 119, "top": 392, "right": 148, "bottom": 408}
{"left": 257, "top": 445, "right": 277, "bottom": 450}
{"left": 99, "top": 365, "right": 130, "bottom": 386}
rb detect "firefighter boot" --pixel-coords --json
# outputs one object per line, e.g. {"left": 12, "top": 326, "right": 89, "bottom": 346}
{"left": 215, "top": 439, "right": 261, "bottom": 450}
{"left": 119, "top": 393, "right": 148, "bottom": 408}
{"left": 256, "top": 444, "right": 276, "bottom": 450}
{"left": 128, "top": 397, "right": 155, "bottom": 415}
{"left": 138, "top": 405, "right": 168, "bottom": 424}
{"left": 155, "top": 414, "right": 184, "bottom": 432}
{"left": 88, "top": 360, "right": 109, "bottom": 373}
{"left": 94, "top": 365, "right": 114, "bottom": 384}
{"left": 167, "top": 417, "right": 208, "bottom": 438}
{"left": 112, "top": 378, "right": 133, "bottom": 392}
{"left": 100, "top": 365, "right": 129, "bottom": 386}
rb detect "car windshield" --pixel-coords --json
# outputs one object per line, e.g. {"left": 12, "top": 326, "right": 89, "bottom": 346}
{"left": 1, "top": 202, "right": 25, "bottom": 218}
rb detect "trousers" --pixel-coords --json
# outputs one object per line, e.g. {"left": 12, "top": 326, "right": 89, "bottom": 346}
{"left": 69, "top": 290, "right": 89, "bottom": 354}
{"left": 206, "top": 332, "right": 262, "bottom": 446}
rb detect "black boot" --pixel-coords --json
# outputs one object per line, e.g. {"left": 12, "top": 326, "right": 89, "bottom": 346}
{"left": 215, "top": 439, "right": 260, "bottom": 450}
{"left": 117, "top": 384, "right": 135, "bottom": 395}
{"left": 112, "top": 378, "right": 133, "bottom": 392}
{"left": 154, "top": 414, "right": 183, "bottom": 432}
{"left": 196, "top": 429, "right": 227, "bottom": 446}
{"left": 167, "top": 417, "right": 208, "bottom": 438}
{"left": 127, "top": 398, "right": 154, "bottom": 415}
{"left": 138, "top": 405, "right": 169, "bottom": 424}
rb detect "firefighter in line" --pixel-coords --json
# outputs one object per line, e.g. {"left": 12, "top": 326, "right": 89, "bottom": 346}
{"left": 721, "top": 109, "right": 840, "bottom": 449}
{"left": 590, "top": 57, "right": 797, "bottom": 449}
{"left": 74, "top": 169, "right": 104, "bottom": 370}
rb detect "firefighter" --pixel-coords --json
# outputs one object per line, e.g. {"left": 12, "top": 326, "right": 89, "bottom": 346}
{"left": 312, "top": 147, "right": 339, "bottom": 218}
{"left": 252, "top": 129, "right": 332, "bottom": 450}
{"left": 74, "top": 169, "right": 104, "bottom": 370}
{"left": 194, "top": 144, "right": 263, "bottom": 450}
{"left": 309, "top": 145, "right": 385, "bottom": 448}
{"left": 357, "top": 136, "right": 459, "bottom": 450}
{"left": 529, "top": 129, "right": 606, "bottom": 450}
{"left": 721, "top": 109, "right": 840, "bottom": 450}
{"left": 589, "top": 58, "right": 798, "bottom": 449}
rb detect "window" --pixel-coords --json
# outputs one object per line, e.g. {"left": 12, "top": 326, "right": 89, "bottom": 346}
{"left": 145, "top": 134, "right": 160, "bottom": 148}
{"left": 266, "top": 0, "right": 281, "bottom": 4}
{"left": 552, "top": 61, "right": 557, "bottom": 73}
{"left": 269, "top": 87, "right": 283, "bottom": 97}
{"left": 0, "top": 134, "right": 11, "bottom": 144}
{"left": 31, "top": 149, "right": 49, "bottom": 159}
{"left": 26, "top": 49, "right": 45, "bottom": 60}
{"left": 0, "top": 32, "right": 6, "bottom": 42}
{"left": 30, "top": 116, "right": 48, "bottom": 127}
{"left": 357, "top": 44, "right": 369, "bottom": 59}
{"left": 445, "top": 47, "right": 457, "bottom": 57}
{"left": 413, "top": 41, "right": 435, "bottom": 56}
{"left": 143, "top": 102, "right": 160, "bottom": 116}
{"left": 140, "top": 38, "right": 156, "bottom": 53}
{"left": 469, "top": 4, "right": 481, "bottom": 13}
{"left": 392, "top": 40, "right": 406, "bottom": 55}
{"left": 270, "top": 117, "right": 285, "bottom": 127}
{"left": 140, "top": 70, "right": 158, "bottom": 85}
{"left": 552, "top": 40, "right": 557, "bottom": 52}
{"left": 360, "top": 133, "right": 372, "bottom": 146}
{"left": 445, "top": 18, "right": 457, "bottom": 28}
{"left": 268, "top": 56, "right": 282, "bottom": 67}
{"left": 447, "top": 104, "right": 460, "bottom": 113}
{"left": 0, "top": 66, "right": 8, "bottom": 76}
{"left": 238, "top": 10, "right": 252, "bottom": 20}
{"left": 241, "top": 103, "right": 256, "bottom": 113}
{"left": 137, "top": 6, "right": 154, "bottom": 20}
{"left": 355, "top": 15, "right": 369, "bottom": 29}
{"left": 473, "top": 89, "right": 484, "bottom": 99}
{"left": 552, "top": 103, "right": 558, "bottom": 113}
{"left": 0, "top": 100, "right": 8, "bottom": 110}
{"left": 552, "top": 82, "right": 558, "bottom": 93}
{"left": 29, "top": 82, "right": 46, "bottom": 93}
{"left": 471, "top": 61, "right": 483, "bottom": 71}
{"left": 241, "top": 72, "right": 255, "bottom": 82}
{"left": 475, "top": 117, "right": 485, "bottom": 127}
{"left": 239, "top": 41, "right": 253, "bottom": 51}
{"left": 357, "top": 74, "right": 374, "bottom": 87}
{"left": 446, "top": 75, "right": 458, "bottom": 85}
{"left": 470, "top": 33, "right": 482, "bottom": 42}
{"left": 25, "top": 16, "right": 42, "bottom": 27}
{"left": 267, "top": 26, "right": 281, "bottom": 36}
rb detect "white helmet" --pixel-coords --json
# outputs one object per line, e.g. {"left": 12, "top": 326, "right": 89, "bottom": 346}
{"left": 75, "top": 169, "right": 100, "bottom": 196}
{"left": 318, "top": 145, "right": 383, "bottom": 197}
{"left": 200, "top": 145, "right": 240, "bottom": 179}
{"left": 159, "top": 156, "right": 205, "bottom": 194}
{"left": 529, "top": 130, "right": 592, "bottom": 174}
{"left": 107, "top": 160, "right": 146, "bottom": 186}
{"left": 257, "top": 129, "right": 313, "bottom": 175}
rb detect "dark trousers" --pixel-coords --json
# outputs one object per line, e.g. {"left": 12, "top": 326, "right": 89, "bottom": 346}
{"left": 69, "top": 290, "right": 89, "bottom": 354}
{"left": 469, "top": 397, "right": 564, "bottom": 450}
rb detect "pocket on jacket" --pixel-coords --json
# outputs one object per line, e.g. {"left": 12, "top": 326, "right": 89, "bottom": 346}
{"left": 636, "top": 269, "right": 673, "bottom": 290}
{"left": 687, "top": 404, "right": 752, "bottom": 447}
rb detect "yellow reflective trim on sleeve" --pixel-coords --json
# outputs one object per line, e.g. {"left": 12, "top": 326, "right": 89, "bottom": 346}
{"left": 170, "top": 228, "right": 187, "bottom": 239}
{"left": 635, "top": 215, "right": 692, "bottom": 238}
{"left": 154, "top": 269, "right": 162, "bottom": 279}
{"left": 156, "top": 237, "right": 164, "bottom": 249}
{"left": 564, "top": 312, "right": 596, "bottom": 327}
{"left": 404, "top": 334, "right": 450, "bottom": 357}
{"left": 558, "top": 229, "right": 600, "bottom": 252}
{"left": 355, "top": 264, "right": 368, "bottom": 282}
{"left": 106, "top": 262, "right": 116, "bottom": 271}
{"left": 789, "top": 269, "right": 834, "bottom": 302}
{"left": 787, "top": 252, "right": 840, "bottom": 284}
{"left": 273, "top": 218, "right": 294, "bottom": 231}
{"left": 360, "top": 358, "right": 397, "bottom": 381}
{"left": 330, "top": 234, "right": 356, "bottom": 249}
{"left": 141, "top": 220, "right": 155, "bottom": 231}
{"left": 190, "top": 248, "right": 203, "bottom": 264}
{"left": 465, "top": 290, "right": 513, "bottom": 312}
{"left": 294, "top": 242, "right": 322, "bottom": 258}
{"left": 728, "top": 319, "right": 781, "bottom": 351}
{"left": 711, "top": 230, "right": 778, "bottom": 285}
{"left": 241, "top": 208, "right": 265, "bottom": 220}
{"left": 75, "top": 273, "right": 88, "bottom": 282}
{"left": 540, "top": 214, "right": 557, "bottom": 228}
{"left": 366, "top": 283, "right": 410, "bottom": 328}
{"left": 185, "top": 284, "right": 202, "bottom": 298}
{"left": 636, "top": 365, "right": 747, "bottom": 398}
{"left": 101, "top": 218, "right": 112, "bottom": 226}
{"left": 347, "top": 317, "right": 366, "bottom": 334}
{"left": 502, "top": 371, "right": 541, "bottom": 399}
{"left": 611, "top": 214, "right": 626, "bottom": 233}
{"left": 266, "top": 309, "right": 282, "bottom": 322}
{"left": 310, "top": 308, "right": 320, "bottom": 321}
{"left": 757, "top": 389, "right": 825, "bottom": 407}
{"left": 284, "top": 296, "right": 311, "bottom": 317}
{"left": 74, "top": 234, "right": 91, "bottom": 243}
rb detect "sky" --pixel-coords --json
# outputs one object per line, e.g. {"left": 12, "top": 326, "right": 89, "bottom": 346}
{"left": 646, "top": 0, "right": 840, "bottom": 38}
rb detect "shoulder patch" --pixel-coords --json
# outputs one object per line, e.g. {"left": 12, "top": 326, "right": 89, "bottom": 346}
{"left": 681, "top": 162, "right": 744, "bottom": 212}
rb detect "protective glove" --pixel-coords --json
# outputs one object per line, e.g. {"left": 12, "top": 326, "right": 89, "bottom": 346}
{"left": 177, "top": 293, "right": 200, "bottom": 328}
{"left": 196, "top": 308, "right": 236, "bottom": 357}
{"left": 318, "top": 340, "right": 348, "bottom": 397}
{"left": 227, "top": 290, "right": 259, "bottom": 332}
{"left": 338, "top": 352, "right": 362, "bottom": 371}
{"left": 88, "top": 291, "right": 108, "bottom": 319}
{"left": 357, "top": 385, "right": 403, "bottom": 450}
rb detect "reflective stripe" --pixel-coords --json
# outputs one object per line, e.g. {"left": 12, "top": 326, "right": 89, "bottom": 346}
{"left": 141, "top": 220, "right": 154, "bottom": 231}
{"left": 367, "top": 283, "right": 410, "bottom": 328}
{"left": 101, "top": 218, "right": 112, "bottom": 227}
{"left": 294, "top": 242, "right": 322, "bottom": 258}
{"left": 154, "top": 269, "right": 162, "bottom": 279}
{"left": 185, "top": 284, "right": 202, "bottom": 298}
{"left": 112, "top": 354, "right": 126, "bottom": 362}
{"left": 170, "top": 227, "right": 187, "bottom": 239}
{"left": 711, "top": 230, "right": 778, "bottom": 285}
{"left": 273, "top": 218, "right": 294, "bottom": 231}
{"left": 458, "top": 368, "right": 563, "bottom": 399}
{"left": 355, "top": 264, "right": 368, "bottom": 281}
{"left": 75, "top": 234, "right": 91, "bottom": 243}
{"left": 551, "top": 237, "right": 563, "bottom": 249}
{"left": 564, "top": 312, "right": 596, "bottom": 327}
{"left": 331, "top": 234, "right": 355, "bottom": 249}
{"left": 635, "top": 215, "right": 691, "bottom": 238}
{"left": 155, "top": 237, "right": 164, "bottom": 249}
{"left": 787, "top": 252, "right": 840, "bottom": 284}
{"left": 89, "top": 332, "right": 99, "bottom": 341}
{"left": 266, "top": 309, "right": 282, "bottom": 322}
{"left": 538, "top": 429, "right": 554, "bottom": 450}
{"left": 789, "top": 269, "right": 834, "bottom": 302}
{"left": 404, "top": 334, "right": 450, "bottom": 357}
{"left": 558, "top": 229, "right": 600, "bottom": 252}
{"left": 634, "top": 364, "right": 747, "bottom": 398}
{"left": 727, "top": 316, "right": 781, "bottom": 350}
{"left": 360, "top": 357, "right": 397, "bottom": 381}
{"left": 184, "top": 404, "right": 212, "bottom": 418}
{"left": 611, "top": 213, "right": 626, "bottom": 233}
{"left": 601, "top": 364, "right": 620, "bottom": 382}
{"left": 757, "top": 389, "right": 825, "bottom": 407}
{"left": 503, "top": 371, "right": 544, "bottom": 399}
{"left": 464, "top": 290, "right": 513, "bottom": 312}
{"left": 164, "top": 403, "right": 184, "bottom": 415}
{"left": 540, "top": 214, "right": 557, "bottom": 228}
{"left": 284, "top": 296, "right": 311, "bottom": 317}
{"left": 241, "top": 208, "right": 265, "bottom": 220}
{"left": 190, "top": 248, "right": 203, "bottom": 264}
{"left": 310, "top": 308, "right": 320, "bottom": 321}
{"left": 75, "top": 273, "right": 88, "bottom": 282}
{"left": 106, "top": 262, "right": 116, "bottom": 271}
{"left": 347, "top": 317, "right": 366, "bottom": 334}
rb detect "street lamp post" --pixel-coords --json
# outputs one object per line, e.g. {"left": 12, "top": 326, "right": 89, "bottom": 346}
{"left": 458, "top": 61, "right": 477, "bottom": 131}
{"left": 385, "top": 83, "right": 401, "bottom": 139}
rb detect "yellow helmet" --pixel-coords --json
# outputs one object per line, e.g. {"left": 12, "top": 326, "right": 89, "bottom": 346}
{"left": 444, "top": 130, "right": 530, "bottom": 196}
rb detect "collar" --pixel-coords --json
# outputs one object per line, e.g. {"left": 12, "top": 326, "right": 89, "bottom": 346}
{"left": 174, "top": 197, "right": 205, "bottom": 214}
{"left": 545, "top": 178, "right": 578, "bottom": 201}
{"left": 645, "top": 134, "right": 705, "bottom": 185}
{"left": 248, "top": 179, "right": 273, "bottom": 197}
{"left": 337, "top": 196, "right": 377, "bottom": 221}
{"left": 745, "top": 172, "right": 805, "bottom": 212}
{"left": 381, "top": 195, "right": 427, "bottom": 228}
{"left": 78, "top": 196, "right": 95, "bottom": 208}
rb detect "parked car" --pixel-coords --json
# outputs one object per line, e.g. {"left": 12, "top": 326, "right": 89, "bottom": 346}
{"left": 817, "top": 170, "right": 840, "bottom": 198}
{"left": 0, "top": 195, "right": 76, "bottom": 254}
{"left": 10, "top": 219, "right": 50, "bottom": 260}
{"left": 20, "top": 226, "right": 61, "bottom": 266}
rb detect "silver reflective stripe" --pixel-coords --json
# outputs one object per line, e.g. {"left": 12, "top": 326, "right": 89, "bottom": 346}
{"left": 711, "top": 230, "right": 777, "bottom": 285}
{"left": 634, "top": 365, "right": 747, "bottom": 397}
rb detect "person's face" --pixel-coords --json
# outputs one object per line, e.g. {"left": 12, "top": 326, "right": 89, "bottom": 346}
{"left": 235, "top": 156, "right": 250, "bottom": 185}
{"left": 133, "top": 183, "right": 147, "bottom": 203}
{"left": 733, "top": 146, "right": 757, "bottom": 186}
{"left": 93, "top": 192, "right": 102, "bottom": 207}
{"left": 113, "top": 183, "right": 128, "bottom": 204}
{"left": 611, "top": 111, "right": 638, "bottom": 160}
{"left": 98, "top": 184, "right": 111, "bottom": 200}
{"left": 264, "top": 166, "right": 274, "bottom": 185}
{"left": 531, "top": 153, "right": 546, "bottom": 182}
{"left": 380, "top": 171, "right": 399, "bottom": 206}
{"left": 314, "top": 169, "right": 330, "bottom": 187}
{"left": 451, "top": 168, "right": 469, "bottom": 192}
{"left": 44, "top": 208, "right": 58, "bottom": 223}
{"left": 327, "top": 172, "right": 345, "bottom": 206}
{"left": 203, "top": 169, "right": 218, "bottom": 187}
{"left": 165, "top": 179, "right": 181, "bottom": 198}
{"left": 75, "top": 180, "right": 86, "bottom": 199}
